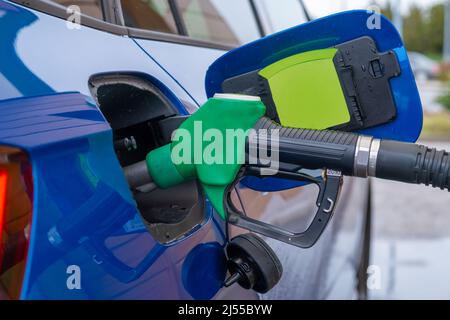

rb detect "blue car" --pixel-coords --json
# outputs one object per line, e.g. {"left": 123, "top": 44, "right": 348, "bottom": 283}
{"left": 0, "top": 0, "right": 370, "bottom": 299}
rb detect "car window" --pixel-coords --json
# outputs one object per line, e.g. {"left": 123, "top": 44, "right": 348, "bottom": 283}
{"left": 176, "top": 0, "right": 261, "bottom": 46}
{"left": 254, "top": 0, "right": 307, "bottom": 34}
{"left": 121, "top": 0, "right": 177, "bottom": 34}
{"left": 51, "top": 0, "right": 104, "bottom": 20}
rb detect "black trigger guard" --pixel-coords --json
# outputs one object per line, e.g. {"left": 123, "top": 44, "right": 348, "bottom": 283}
{"left": 225, "top": 169, "right": 343, "bottom": 248}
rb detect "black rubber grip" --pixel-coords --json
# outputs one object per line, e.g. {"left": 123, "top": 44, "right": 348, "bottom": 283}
{"left": 376, "top": 140, "right": 450, "bottom": 191}
{"left": 251, "top": 117, "right": 359, "bottom": 175}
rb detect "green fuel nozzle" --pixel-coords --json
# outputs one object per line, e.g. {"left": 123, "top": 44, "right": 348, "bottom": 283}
{"left": 126, "top": 94, "right": 450, "bottom": 248}
{"left": 145, "top": 94, "right": 266, "bottom": 219}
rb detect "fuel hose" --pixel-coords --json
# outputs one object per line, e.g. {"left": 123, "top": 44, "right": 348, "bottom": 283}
{"left": 253, "top": 117, "right": 450, "bottom": 191}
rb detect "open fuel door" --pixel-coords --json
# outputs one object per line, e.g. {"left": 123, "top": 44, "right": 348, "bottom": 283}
{"left": 205, "top": 10, "right": 423, "bottom": 193}
{"left": 206, "top": 10, "right": 422, "bottom": 141}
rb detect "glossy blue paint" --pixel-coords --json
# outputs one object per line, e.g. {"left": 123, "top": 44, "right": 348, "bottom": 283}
{"left": 0, "top": 92, "right": 222, "bottom": 299}
{"left": 0, "top": 2, "right": 54, "bottom": 98}
{"left": 135, "top": 39, "right": 225, "bottom": 105}
{"left": 0, "top": 1, "right": 227, "bottom": 299}
{"left": 182, "top": 242, "right": 227, "bottom": 300}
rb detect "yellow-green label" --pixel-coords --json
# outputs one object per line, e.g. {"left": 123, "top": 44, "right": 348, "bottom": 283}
{"left": 260, "top": 48, "right": 350, "bottom": 130}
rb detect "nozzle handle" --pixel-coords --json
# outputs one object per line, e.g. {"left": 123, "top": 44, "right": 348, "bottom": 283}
{"left": 252, "top": 117, "right": 358, "bottom": 175}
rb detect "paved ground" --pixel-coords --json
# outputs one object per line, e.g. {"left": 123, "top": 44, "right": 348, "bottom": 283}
{"left": 369, "top": 141, "right": 450, "bottom": 299}
{"left": 369, "top": 81, "right": 450, "bottom": 299}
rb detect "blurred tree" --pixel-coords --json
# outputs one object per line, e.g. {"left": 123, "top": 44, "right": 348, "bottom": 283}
{"left": 384, "top": 2, "right": 445, "bottom": 56}
{"left": 438, "top": 86, "right": 450, "bottom": 110}
{"left": 381, "top": 0, "right": 393, "bottom": 22}
{"left": 403, "top": 5, "right": 427, "bottom": 53}
{"left": 427, "top": 4, "right": 444, "bottom": 55}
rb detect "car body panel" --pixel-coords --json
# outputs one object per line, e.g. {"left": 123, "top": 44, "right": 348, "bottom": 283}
{"left": 0, "top": 0, "right": 369, "bottom": 299}
{"left": 134, "top": 40, "right": 224, "bottom": 105}
{"left": 0, "top": 1, "right": 228, "bottom": 299}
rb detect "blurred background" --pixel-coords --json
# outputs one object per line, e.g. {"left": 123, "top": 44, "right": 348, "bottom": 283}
{"left": 303, "top": 0, "right": 450, "bottom": 299}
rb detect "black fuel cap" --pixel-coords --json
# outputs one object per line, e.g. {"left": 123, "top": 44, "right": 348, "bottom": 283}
{"left": 224, "top": 233, "right": 283, "bottom": 293}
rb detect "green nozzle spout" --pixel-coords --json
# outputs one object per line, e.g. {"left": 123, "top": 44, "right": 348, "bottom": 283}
{"left": 146, "top": 95, "right": 266, "bottom": 219}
